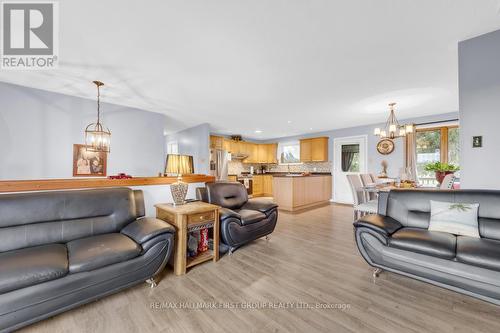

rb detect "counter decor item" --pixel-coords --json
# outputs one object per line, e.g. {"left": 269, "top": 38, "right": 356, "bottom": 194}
{"left": 165, "top": 154, "right": 194, "bottom": 205}
{"left": 108, "top": 173, "right": 132, "bottom": 179}
{"left": 424, "top": 162, "right": 459, "bottom": 184}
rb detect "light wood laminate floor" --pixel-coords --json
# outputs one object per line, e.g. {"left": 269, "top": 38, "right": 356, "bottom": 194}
{"left": 22, "top": 204, "right": 500, "bottom": 333}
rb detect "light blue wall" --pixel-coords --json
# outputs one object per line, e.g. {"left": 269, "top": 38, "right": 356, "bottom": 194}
{"left": 166, "top": 123, "right": 210, "bottom": 175}
{"left": 261, "top": 112, "right": 458, "bottom": 178}
{"left": 0, "top": 82, "right": 167, "bottom": 180}
{"left": 459, "top": 29, "right": 500, "bottom": 189}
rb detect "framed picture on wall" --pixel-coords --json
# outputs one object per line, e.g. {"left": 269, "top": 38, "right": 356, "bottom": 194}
{"left": 72, "top": 144, "right": 107, "bottom": 177}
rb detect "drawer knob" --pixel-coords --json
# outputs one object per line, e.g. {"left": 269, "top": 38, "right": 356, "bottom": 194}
{"left": 199, "top": 216, "right": 203, "bottom": 220}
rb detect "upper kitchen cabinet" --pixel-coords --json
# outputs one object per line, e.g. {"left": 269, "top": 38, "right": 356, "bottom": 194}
{"left": 254, "top": 143, "right": 277, "bottom": 164}
{"left": 210, "top": 135, "right": 224, "bottom": 149}
{"left": 300, "top": 137, "right": 329, "bottom": 162}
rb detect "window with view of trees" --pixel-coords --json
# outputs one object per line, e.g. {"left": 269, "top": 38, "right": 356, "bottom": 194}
{"left": 416, "top": 126, "right": 460, "bottom": 186}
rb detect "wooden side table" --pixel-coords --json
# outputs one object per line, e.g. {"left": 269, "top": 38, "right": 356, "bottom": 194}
{"left": 155, "top": 202, "right": 220, "bottom": 275}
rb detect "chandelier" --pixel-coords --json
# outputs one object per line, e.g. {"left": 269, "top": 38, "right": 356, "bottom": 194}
{"left": 373, "top": 102, "right": 414, "bottom": 139}
{"left": 85, "top": 81, "right": 111, "bottom": 153}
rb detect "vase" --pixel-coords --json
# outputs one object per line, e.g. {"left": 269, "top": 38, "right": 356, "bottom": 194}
{"left": 435, "top": 171, "right": 454, "bottom": 184}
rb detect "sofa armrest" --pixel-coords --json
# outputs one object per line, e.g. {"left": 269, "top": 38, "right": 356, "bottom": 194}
{"left": 219, "top": 207, "right": 241, "bottom": 221}
{"left": 353, "top": 214, "right": 403, "bottom": 237}
{"left": 121, "top": 217, "right": 175, "bottom": 245}
{"left": 241, "top": 198, "right": 278, "bottom": 214}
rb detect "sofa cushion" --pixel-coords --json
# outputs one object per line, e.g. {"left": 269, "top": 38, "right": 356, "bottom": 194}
{"left": 456, "top": 236, "right": 500, "bottom": 272}
{"left": 235, "top": 209, "right": 266, "bottom": 226}
{"left": 388, "top": 228, "right": 457, "bottom": 260}
{"left": 429, "top": 200, "right": 480, "bottom": 238}
{"left": 67, "top": 233, "right": 141, "bottom": 273}
{"left": 0, "top": 244, "right": 68, "bottom": 294}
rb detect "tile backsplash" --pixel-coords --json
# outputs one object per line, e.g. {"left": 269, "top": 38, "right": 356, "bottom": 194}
{"left": 228, "top": 161, "right": 332, "bottom": 175}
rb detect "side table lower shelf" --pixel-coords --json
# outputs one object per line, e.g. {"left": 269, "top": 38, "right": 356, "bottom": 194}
{"left": 155, "top": 202, "right": 220, "bottom": 275}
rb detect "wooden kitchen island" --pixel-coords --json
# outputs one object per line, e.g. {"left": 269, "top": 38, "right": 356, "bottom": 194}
{"left": 272, "top": 174, "right": 332, "bottom": 212}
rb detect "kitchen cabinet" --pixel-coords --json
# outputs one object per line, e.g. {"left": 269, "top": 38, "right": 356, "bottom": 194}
{"left": 210, "top": 135, "right": 224, "bottom": 149}
{"left": 253, "top": 175, "right": 263, "bottom": 195}
{"left": 267, "top": 144, "right": 277, "bottom": 164}
{"left": 209, "top": 137, "right": 278, "bottom": 164}
{"left": 300, "top": 137, "right": 328, "bottom": 162}
{"left": 272, "top": 175, "right": 332, "bottom": 211}
{"left": 263, "top": 175, "right": 273, "bottom": 196}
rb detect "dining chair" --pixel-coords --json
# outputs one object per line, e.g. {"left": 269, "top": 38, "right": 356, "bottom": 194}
{"left": 347, "top": 174, "right": 378, "bottom": 220}
{"left": 369, "top": 173, "right": 377, "bottom": 183}
{"left": 360, "top": 174, "right": 377, "bottom": 200}
{"left": 440, "top": 174, "right": 456, "bottom": 190}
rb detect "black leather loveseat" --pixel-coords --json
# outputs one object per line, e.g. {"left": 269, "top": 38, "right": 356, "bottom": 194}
{"left": 0, "top": 188, "right": 175, "bottom": 332}
{"left": 354, "top": 189, "right": 500, "bottom": 305}
{"left": 197, "top": 182, "right": 278, "bottom": 254}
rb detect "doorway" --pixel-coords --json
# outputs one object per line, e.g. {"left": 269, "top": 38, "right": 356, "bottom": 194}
{"left": 333, "top": 135, "right": 367, "bottom": 204}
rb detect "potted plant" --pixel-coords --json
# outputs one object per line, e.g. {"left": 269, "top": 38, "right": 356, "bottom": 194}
{"left": 424, "top": 162, "right": 459, "bottom": 184}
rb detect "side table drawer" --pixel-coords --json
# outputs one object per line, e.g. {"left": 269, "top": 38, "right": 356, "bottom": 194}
{"left": 188, "top": 211, "right": 215, "bottom": 224}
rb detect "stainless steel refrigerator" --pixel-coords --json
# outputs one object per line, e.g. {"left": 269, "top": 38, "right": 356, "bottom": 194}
{"left": 209, "top": 149, "right": 229, "bottom": 181}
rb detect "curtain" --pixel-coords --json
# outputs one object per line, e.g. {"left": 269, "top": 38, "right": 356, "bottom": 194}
{"left": 405, "top": 132, "right": 418, "bottom": 181}
{"left": 341, "top": 144, "right": 359, "bottom": 172}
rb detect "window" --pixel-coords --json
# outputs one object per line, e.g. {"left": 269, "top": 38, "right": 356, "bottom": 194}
{"left": 416, "top": 125, "right": 459, "bottom": 186}
{"left": 278, "top": 141, "right": 301, "bottom": 164}
{"left": 167, "top": 141, "right": 179, "bottom": 155}
{"left": 341, "top": 144, "right": 360, "bottom": 172}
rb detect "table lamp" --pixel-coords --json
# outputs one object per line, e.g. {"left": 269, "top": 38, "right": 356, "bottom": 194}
{"left": 165, "top": 154, "right": 194, "bottom": 205}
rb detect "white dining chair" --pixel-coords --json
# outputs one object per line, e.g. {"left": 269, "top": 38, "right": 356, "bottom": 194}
{"left": 440, "top": 174, "right": 456, "bottom": 189}
{"left": 360, "top": 174, "right": 377, "bottom": 201}
{"left": 347, "top": 174, "right": 378, "bottom": 220}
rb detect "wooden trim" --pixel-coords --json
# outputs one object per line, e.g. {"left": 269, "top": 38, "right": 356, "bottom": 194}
{"left": 416, "top": 125, "right": 458, "bottom": 164}
{"left": 440, "top": 127, "right": 448, "bottom": 164}
{"left": 0, "top": 174, "right": 215, "bottom": 193}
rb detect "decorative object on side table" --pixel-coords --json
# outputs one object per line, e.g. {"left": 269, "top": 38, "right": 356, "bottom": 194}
{"left": 165, "top": 154, "right": 194, "bottom": 205}
{"left": 72, "top": 144, "right": 107, "bottom": 177}
{"left": 155, "top": 201, "right": 220, "bottom": 275}
{"left": 424, "top": 162, "right": 459, "bottom": 185}
{"left": 84, "top": 81, "right": 111, "bottom": 153}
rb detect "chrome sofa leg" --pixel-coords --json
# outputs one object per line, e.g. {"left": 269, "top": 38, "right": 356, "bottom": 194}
{"left": 373, "top": 268, "right": 383, "bottom": 278}
{"left": 228, "top": 247, "right": 234, "bottom": 256}
{"left": 146, "top": 277, "right": 158, "bottom": 288}
{"left": 265, "top": 235, "right": 271, "bottom": 241}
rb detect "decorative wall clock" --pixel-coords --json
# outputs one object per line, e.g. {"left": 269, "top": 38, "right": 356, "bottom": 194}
{"left": 377, "top": 139, "right": 395, "bottom": 155}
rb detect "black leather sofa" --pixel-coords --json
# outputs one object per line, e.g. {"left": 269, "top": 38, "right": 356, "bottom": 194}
{"left": 197, "top": 182, "right": 278, "bottom": 253}
{"left": 0, "top": 188, "right": 175, "bottom": 332}
{"left": 354, "top": 189, "right": 500, "bottom": 305}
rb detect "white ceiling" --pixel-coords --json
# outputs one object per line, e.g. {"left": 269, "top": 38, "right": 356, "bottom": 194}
{"left": 1, "top": 0, "right": 500, "bottom": 139}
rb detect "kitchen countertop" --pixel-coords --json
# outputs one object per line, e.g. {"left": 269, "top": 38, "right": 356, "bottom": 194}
{"left": 229, "top": 172, "right": 331, "bottom": 178}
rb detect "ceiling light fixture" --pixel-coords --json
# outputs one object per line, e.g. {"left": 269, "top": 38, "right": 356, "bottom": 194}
{"left": 373, "top": 102, "right": 414, "bottom": 139}
{"left": 85, "top": 81, "right": 111, "bottom": 152}
{"left": 255, "top": 130, "right": 263, "bottom": 134}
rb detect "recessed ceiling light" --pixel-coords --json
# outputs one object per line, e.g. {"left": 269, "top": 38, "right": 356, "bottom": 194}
{"left": 309, "top": 128, "right": 313, "bottom": 131}
{"left": 287, "top": 120, "right": 292, "bottom": 124}
{"left": 255, "top": 130, "right": 263, "bottom": 134}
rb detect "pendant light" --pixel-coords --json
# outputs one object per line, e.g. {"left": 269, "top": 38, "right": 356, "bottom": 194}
{"left": 85, "top": 81, "right": 111, "bottom": 153}
{"left": 373, "top": 102, "right": 414, "bottom": 139}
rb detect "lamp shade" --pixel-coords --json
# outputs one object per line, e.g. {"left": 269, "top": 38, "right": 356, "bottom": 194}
{"left": 165, "top": 154, "right": 194, "bottom": 175}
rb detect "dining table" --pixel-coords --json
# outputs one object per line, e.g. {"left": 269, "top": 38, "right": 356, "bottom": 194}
{"left": 362, "top": 183, "right": 440, "bottom": 215}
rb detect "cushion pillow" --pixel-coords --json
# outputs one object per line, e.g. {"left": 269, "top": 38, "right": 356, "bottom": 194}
{"left": 428, "top": 200, "right": 480, "bottom": 238}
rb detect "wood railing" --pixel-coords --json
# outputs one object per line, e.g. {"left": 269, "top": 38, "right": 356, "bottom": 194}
{"left": 0, "top": 174, "right": 215, "bottom": 193}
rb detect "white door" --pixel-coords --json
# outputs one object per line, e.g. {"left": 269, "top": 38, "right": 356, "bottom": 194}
{"left": 333, "top": 135, "right": 367, "bottom": 204}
